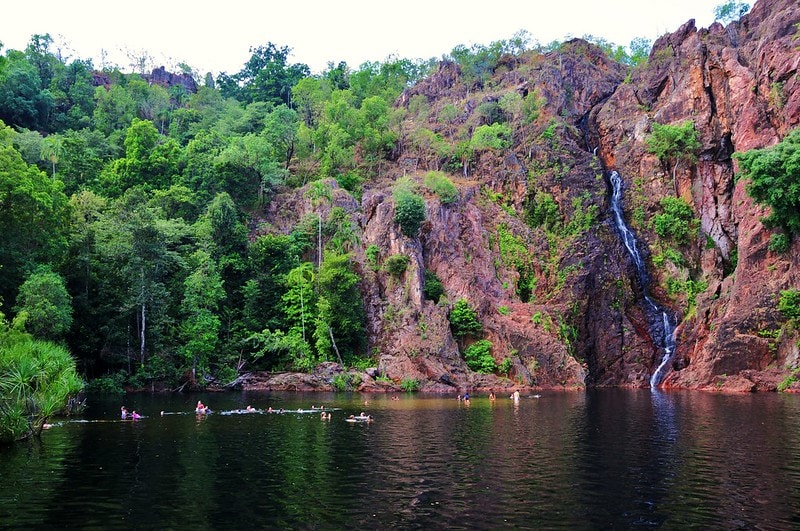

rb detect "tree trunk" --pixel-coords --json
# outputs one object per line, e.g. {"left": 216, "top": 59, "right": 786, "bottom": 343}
{"left": 328, "top": 326, "right": 343, "bottom": 365}
{"left": 318, "top": 215, "right": 322, "bottom": 270}
{"left": 140, "top": 268, "right": 146, "bottom": 365}
{"left": 672, "top": 159, "right": 680, "bottom": 196}
{"left": 140, "top": 302, "right": 146, "bottom": 365}
{"left": 300, "top": 287, "right": 306, "bottom": 342}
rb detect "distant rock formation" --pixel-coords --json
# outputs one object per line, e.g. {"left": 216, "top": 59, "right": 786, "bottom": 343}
{"left": 145, "top": 66, "right": 198, "bottom": 94}
{"left": 92, "top": 66, "right": 198, "bottom": 94}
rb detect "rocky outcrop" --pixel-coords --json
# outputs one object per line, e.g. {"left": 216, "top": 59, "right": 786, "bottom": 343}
{"left": 93, "top": 66, "right": 198, "bottom": 94}
{"left": 247, "top": 0, "right": 799, "bottom": 393}
{"left": 145, "top": 66, "right": 198, "bottom": 94}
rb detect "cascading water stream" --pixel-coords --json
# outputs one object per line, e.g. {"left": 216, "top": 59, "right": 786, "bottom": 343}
{"left": 608, "top": 171, "right": 677, "bottom": 388}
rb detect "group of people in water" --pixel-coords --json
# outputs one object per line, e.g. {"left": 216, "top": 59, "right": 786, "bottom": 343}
{"left": 120, "top": 406, "right": 141, "bottom": 420}
{"left": 119, "top": 391, "right": 533, "bottom": 422}
{"left": 456, "top": 390, "right": 523, "bottom": 404}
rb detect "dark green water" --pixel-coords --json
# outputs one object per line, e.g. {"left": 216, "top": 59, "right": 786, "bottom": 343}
{"left": 2, "top": 389, "right": 800, "bottom": 529}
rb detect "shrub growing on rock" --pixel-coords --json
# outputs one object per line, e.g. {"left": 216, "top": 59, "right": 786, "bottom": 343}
{"left": 463, "top": 339, "right": 496, "bottom": 373}
{"left": 422, "top": 270, "right": 444, "bottom": 302}
{"left": 383, "top": 254, "right": 410, "bottom": 276}
{"left": 393, "top": 178, "right": 426, "bottom": 237}
{"left": 423, "top": 171, "right": 458, "bottom": 204}
{"left": 449, "top": 299, "right": 483, "bottom": 339}
{"left": 735, "top": 128, "right": 800, "bottom": 240}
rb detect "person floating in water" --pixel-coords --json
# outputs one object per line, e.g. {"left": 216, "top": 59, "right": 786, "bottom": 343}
{"left": 196, "top": 401, "right": 209, "bottom": 414}
{"left": 121, "top": 406, "right": 128, "bottom": 419}
{"left": 489, "top": 391, "right": 496, "bottom": 401}
{"left": 131, "top": 411, "right": 141, "bottom": 420}
{"left": 511, "top": 390, "right": 520, "bottom": 403}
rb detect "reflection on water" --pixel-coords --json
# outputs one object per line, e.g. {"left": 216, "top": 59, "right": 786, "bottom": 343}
{"left": 2, "top": 390, "right": 800, "bottom": 529}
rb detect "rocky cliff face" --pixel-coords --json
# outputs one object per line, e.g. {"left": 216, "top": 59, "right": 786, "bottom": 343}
{"left": 591, "top": 0, "right": 800, "bottom": 391}
{"left": 258, "top": 0, "right": 800, "bottom": 392}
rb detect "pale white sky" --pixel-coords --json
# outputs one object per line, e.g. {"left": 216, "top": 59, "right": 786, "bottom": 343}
{"left": 2, "top": 0, "right": 729, "bottom": 76}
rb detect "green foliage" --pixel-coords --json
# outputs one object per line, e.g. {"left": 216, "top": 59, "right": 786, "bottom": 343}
{"left": 129, "top": 354, "right": 182, "bottom": 389}
{"left": 393, "top": 177, "right": 426, "bottom": 237}
{"left": 768, "top": 233, "right": 790, "bottom": 254}
{"left": 625, "top": 37, "right": 653, "bottom": 67}
{"left": 85, "top": 371, "right": 127, "bottom": 394}
{"left": 243, "top": 233, "right": 297, "bottom": 334}
{"left": 249, "top": 328, "right": 311, "bottom": 371}
{"left": 557, "top": 318, "right": 578, "bottom": 355}
{"left": 100, "top": 118, "right": 181, "bottom": 196}
{"left": 422, "top": 270, "right": 445, "bottom": 303}
{"left": 564, "top": 194, "right": 598, "bottom": 236}
{"left": 525, "top": 191, "right": 562, "bottom": 232}
{"left": 463, "top": 339, "right": 496, "bottom": 373}
{"left": 646, "top": 121, "right": 701, "bottom": 187}
{"left": 666, "top": 278, "right": 708, "bottom": 308}
{"left": 217, "top": 42, "right": 310, "bottom": 106}
{"left": 498, "top": 357, "right": 513, "bottom": 376}
{"left": 653, "top": 197, "right": 696, "bottom": 245}
{"left": 498, "top": 92, "right": 522, "bottom": 123}
{"left": 778, "top": 367, "right": 800, "bottom": 392}
{"left": 714, "top": 1, "right": 750, "bottom": 24}
{"left": 314, "top": 252, "right": 366, "bottom": 365}
{"left": 653, "top": 248, "right": 686, "bottom": 268}
{"left": 496, "top": 223, "right": 536, "bottom": 302}
{"left": 449, "top": 299, "right": 483, "bottom": 339}
{"left": 735, "top": 128, "right": 800, "bottom": 237}
{"left": 383, "top": 254, "right": 410, "bottom": 276}
{"left": 180, "top": 251, "right": 224, "bottom": 376}
{"left": 448, "top": 41, "right": 504, "bottom": 88}
{"left": 497, "top": 305, "right": 510, "bottom": 316}
{"left": 0, "top": 122, "right": 70, "bottom": 311}
{"left": 13, "top": 266, "right": 73, "bottom": 341}
{"left": 365, "top": 244, "right": 381, "bottom": 270}
{"left": 400, "top": 377, "right": 420, "bottom": 392}
{"left": 521, "top": 89, "right": 546, "bottom": 124}
{"left": 331, "top": 373, "right": 349, "bottom": 391}
{"left": 470, "top": 123, "right": 512, "bottom": 151}
{"left": 0, "top": 318, "right": 83, "bottom": 442}
{"left": 476, "top": 101, "right": 504, "bottom": 124}
{"left": 423, "top": 171, "right": 458, "bottom": 204}
{"left": 778, "top": 289, "right": 800, "bottom": 320}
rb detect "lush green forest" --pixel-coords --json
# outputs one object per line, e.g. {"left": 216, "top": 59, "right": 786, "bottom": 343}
{"left": 9, "top": 32, "right": 616, "bottom": 392}
{"left": 0, "top": 35, "right": 435, "bottom": 391}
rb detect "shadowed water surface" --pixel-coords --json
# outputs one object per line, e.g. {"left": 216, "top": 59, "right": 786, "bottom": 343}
{"left": 2, "top": 389, "right": 800, "bottom": 529}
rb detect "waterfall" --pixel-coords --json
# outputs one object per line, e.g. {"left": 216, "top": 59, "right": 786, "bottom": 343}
{"left": 608, "top": 171, "right": 677, "bottom": 388}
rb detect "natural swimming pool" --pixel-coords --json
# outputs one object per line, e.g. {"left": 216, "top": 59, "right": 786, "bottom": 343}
{"left": 2, "top": 389, "right": 800, "bottom": 529}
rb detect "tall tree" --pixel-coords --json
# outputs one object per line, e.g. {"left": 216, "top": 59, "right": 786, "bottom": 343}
{"left": 99, "top": 118, "right": 181, "bottom": 195}
{"left": 0, "top": 50, "right": 54, "bottom": 131}
{"left": 313, "top": 252, "right": 365, "bottom": 365}
{"left": 218, "top": 42, "right": 310, "bottom": 106}
{"left": 13, "top": 266, "right": 73, "bottom": 341}
{"left": 180, "top": 250, "right": 225, "bottom": 379}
